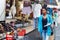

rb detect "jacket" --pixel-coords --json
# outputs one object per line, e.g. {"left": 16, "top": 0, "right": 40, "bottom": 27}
{"left": 38, "top": 14, "right": 52, "bottom": 36}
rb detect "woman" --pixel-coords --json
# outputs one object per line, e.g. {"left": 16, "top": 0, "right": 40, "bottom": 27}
{"left": 38, "top": 8, "right": 52, "bottom": 40}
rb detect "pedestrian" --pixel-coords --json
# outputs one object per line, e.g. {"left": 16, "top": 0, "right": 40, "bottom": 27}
{"left": 32, "top": 1, "right": 42, "bottom": 28}
{"left": 52, "top": 8, "right": 59, "bottom": 40}
{"left": 10, "top": 0, "right": 16, "bottom": 19}
{"left": 53, "top": 8, "right": 58, "bottom": 27}
{"left": 38, "top": 8, "right": 52, "bottom": 40}
{"left": 47, "top": 7, "right": 53, "bottom": 16}
{"left": 22, "top": 1, "right": 32, "bottom": 21}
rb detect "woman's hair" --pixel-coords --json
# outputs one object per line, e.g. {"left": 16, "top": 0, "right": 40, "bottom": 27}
{"left": 42, "top": 7, "right": 47, "bottom": 11}
{"left": 42, "top": 4, "right": 47, "bottom": 9}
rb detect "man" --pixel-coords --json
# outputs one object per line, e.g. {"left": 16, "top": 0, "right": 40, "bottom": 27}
{"left": 22, "top": 1, "right": 32, "bottom": 21}
{"left": 32, "top": 1, "right": 42, "bottom": 28}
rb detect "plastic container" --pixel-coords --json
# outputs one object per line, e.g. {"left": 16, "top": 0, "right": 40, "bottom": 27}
{"left": 17, "top": 29, "right": 26, "bottom": 36}
{"left": 6, "top": 34, "right": 13, "bottom": 40}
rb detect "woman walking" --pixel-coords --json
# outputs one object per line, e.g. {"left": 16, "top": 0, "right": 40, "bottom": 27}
{"left": 38, "top": 8, "right": 52, "bottom": 40}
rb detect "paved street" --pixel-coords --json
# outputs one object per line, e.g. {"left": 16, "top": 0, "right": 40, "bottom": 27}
{"left": 24, "top": 29, "right": 41, "bottom": 40}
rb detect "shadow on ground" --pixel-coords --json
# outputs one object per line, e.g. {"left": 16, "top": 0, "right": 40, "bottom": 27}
{"left": 25, "top": 29, "right": 42, "bottom": 40}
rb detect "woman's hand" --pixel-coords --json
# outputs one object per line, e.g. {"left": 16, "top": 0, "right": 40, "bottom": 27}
{"left": 44, "top": 23, "right": 51, "bottom": 27}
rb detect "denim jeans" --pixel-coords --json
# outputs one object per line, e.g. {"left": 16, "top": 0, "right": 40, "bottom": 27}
{"left": 33, "top": 17, "right": 38, "bottom": 29}
{"left": 42, "top": 30, "right": 49, "bottom": 40}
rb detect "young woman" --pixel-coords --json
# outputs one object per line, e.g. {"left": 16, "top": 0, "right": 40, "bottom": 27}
{"left": 38, "top": 8, "right": 52, "bottom": 40}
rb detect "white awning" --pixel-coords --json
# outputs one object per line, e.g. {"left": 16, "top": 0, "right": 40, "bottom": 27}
{"left": 47, "top": 5, "right": 60, "bottom": 9}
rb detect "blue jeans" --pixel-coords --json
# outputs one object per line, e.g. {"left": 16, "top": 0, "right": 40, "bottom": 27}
{"left": 42, "top": 30, "right": 49, "bottom": 40}
{"left": 33, "top": 17, "right": 38, "bottom": 28}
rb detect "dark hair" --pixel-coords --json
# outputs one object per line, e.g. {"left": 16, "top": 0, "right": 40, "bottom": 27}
{"left": 35, "top": 1, "right": 39, "bottom": 4}
{"left": 42, "top": 8, "right": 47, "bottom": 11}
{"left": 42, "top": 4, "right": 47, "bottom": 8}
{"left": 53, "top": 8, "right": 57, "bottom": 10}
